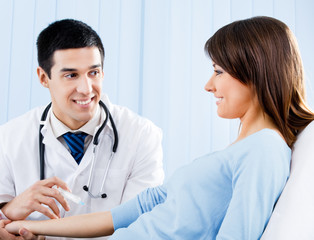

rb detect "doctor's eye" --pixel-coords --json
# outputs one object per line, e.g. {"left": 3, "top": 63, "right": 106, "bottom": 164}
{"left": 89, "top": 70, "right": 100, "bottom": 77}
{"left": 65, "top": 73, "right": 78, "bottom": 79}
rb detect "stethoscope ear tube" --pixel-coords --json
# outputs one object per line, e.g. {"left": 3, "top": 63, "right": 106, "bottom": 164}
{"left": 94, "top": 100, "right": 109, "bottom": 145}
{"left": 109, "top": 113, "right": 118, "bottom": 152}
{"left": 94, "top": 100, "right": 118, "bottom": 151}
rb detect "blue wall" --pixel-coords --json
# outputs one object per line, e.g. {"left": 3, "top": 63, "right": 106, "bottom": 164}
{"left": 1, "top": 0, "right": 314, "bottom": 178}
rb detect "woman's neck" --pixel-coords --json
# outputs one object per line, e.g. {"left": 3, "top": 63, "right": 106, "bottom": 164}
{"left": 235, "top": 108, "right": 283, "bottom": 143}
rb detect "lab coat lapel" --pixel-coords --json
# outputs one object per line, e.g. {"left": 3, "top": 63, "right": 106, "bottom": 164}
{"left": 41, "top": 124, "right": 80, "bottom": 181}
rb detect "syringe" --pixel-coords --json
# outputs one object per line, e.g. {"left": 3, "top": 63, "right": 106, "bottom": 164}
{"left": 52, "top": 185, "right": 85, "bottom": 206}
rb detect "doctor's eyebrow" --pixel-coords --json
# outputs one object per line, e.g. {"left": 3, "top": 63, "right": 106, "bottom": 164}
{"left": 60, "top": 64, "right": 102, "bottom": 72}
{"left": 88, "top": 64, "right": 102, "bottom": 69}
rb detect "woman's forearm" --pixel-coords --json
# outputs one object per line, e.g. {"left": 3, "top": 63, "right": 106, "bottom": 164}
{"left": 6, "top": 211, "right": 114, "bottom": 238}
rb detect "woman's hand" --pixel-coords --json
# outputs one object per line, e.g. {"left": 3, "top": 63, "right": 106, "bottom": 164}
{"left": 4, "top": 220, "right": 23, "bottom": 235}
{"left": 0, "top": 220, "right": 45, "bottom": 240}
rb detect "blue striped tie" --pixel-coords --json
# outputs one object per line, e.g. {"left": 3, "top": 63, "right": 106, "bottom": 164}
{"left": 63, "top": 132, "right": 88, "bottom": 164}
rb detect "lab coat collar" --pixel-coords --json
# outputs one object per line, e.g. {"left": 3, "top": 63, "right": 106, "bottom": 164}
{"left": 50, "top": 105, "right": 102, "bottom": 138}
{"left": 40, "top": 113, "right": 101, "bottom": 174}
{"left": 36, "top": 96, "right": 118, "bottom": 184}
{"left": 40, "top": 97, "right": 116, "bottom": 173}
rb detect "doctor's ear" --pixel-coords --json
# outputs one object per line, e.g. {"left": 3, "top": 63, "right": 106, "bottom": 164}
{"left": 37, "top": 67, "right": 50, "bottom": 88}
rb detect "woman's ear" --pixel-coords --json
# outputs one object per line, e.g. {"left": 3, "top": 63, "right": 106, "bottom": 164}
{"left": 37, "top": 67, "right": 50, "bottom": 88}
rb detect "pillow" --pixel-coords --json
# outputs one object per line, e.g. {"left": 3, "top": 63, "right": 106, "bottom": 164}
{"left": 261, "top": 121, "right": 314, "bottom": 239}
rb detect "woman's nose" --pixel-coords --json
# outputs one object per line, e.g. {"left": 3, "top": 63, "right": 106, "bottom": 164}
{"left": 204, "top": 74, "right": 215, "bottom": 92}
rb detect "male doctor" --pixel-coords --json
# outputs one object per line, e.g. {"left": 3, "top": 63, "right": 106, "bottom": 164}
{"left": 0, "top": 19, "right": 164, "bottom": 240}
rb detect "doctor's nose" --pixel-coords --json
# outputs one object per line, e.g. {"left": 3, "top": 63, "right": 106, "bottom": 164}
{"left": 204, "top": 74, "right": 215, "bottom": 93}
{"left": 77, "top": 76, "right": 92, "bottom": 95}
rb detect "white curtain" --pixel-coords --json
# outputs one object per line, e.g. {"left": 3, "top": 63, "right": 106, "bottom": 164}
{"left": 0, "top": 0, "right": 313, "bottom": 177}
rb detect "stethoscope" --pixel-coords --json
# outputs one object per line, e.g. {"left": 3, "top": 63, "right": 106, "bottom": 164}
{"left": 39, "top": 100, "right": 118, "bottom": 198}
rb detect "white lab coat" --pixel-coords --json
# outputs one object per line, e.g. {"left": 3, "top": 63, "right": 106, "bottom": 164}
{"left": 0, "top": 94, "right": 164, "bottom": 240}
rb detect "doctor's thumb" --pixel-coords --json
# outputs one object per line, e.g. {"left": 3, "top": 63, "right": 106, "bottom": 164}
{"left": 19, "top": 228, "right": 46, "bottom": 240}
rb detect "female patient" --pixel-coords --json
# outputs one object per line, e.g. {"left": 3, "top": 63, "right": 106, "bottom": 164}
{"left": 5, "top": 16, "right": 314, "bottom": 239}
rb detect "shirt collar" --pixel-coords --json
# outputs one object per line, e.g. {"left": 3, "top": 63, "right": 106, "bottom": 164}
{"left": 50, "top": 104, "right": 105, "bottom": 138}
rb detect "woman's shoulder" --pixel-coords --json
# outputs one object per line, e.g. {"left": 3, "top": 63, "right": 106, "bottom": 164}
{"left": 226, "top": 129, "right": 291, "bottom": 170}
{"left": 195, "top": 129, "right": 290, "bottom": 170}
{"left": 233, "top": 129, "right": 289, "bottom": 152}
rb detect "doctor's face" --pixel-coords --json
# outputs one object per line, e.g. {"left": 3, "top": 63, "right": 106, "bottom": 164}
{"left": 38, "top": 47, "right": 104, "bottom": 130}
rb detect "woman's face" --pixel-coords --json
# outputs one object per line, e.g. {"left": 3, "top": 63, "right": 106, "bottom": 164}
{"left": 204, "top": 63, "right": 257, "bottom": 121}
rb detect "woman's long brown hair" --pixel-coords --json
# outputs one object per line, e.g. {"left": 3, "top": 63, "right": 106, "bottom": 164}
{"left": 205, "top": 16, "right": 314, "bottom": 147}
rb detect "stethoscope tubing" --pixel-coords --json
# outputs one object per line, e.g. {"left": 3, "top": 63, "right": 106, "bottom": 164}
{"left": 39, "top": 102, "right": 52, "bottom": 180}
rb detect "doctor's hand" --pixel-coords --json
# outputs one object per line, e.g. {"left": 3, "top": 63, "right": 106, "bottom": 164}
{"left": 19, "top": 228, "right": 46, "bottom": 240}
{"left": 1, "top": 177, "right": 70, "bottom": 221}
{"left": 0, "top": 220, "right": 45, "bottom": 240}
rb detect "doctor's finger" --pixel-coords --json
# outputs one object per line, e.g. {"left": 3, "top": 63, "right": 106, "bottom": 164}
{"left": 36, "top": 195, "right": 62, "bottom": 219}
{"left": 0, "top": 220, "right": 11, "bottom": 228}
{"left": 0, "top": 224, "right": 20, "bottom": 240}
{"left": 32, "top": 201, "right": 59, "bottom": 220}
{"left": 19, "top": 228, "right": 46, "bottom": 240}
{"left": 40, "top": 187, "right": 70, "bottom": 212}
{"left": 40, "top": 177, "right": 71, "bottom": 192}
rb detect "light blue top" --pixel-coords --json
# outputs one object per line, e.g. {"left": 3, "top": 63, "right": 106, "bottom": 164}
{"left": 110, "top": 129, "right": 291, "bottom": 239}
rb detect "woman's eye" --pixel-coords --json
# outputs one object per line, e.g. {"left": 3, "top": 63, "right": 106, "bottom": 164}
{"left": 214, "top": 70, "right": 223, "bottom": 75}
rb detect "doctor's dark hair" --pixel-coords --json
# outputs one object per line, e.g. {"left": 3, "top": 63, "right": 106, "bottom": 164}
{"left": 37, "top": 19, "right": 105, "bottom": 78}
{"left": 205, "top": 16, "right": 314, "bottom": 147}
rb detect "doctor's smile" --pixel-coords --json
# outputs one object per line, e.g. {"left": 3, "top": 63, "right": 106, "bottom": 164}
{"left": 72, "top": 96, "right": 96, "bottom": 111}
{"left": 75, "top": 98, "right": 93, "bottom": 106}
